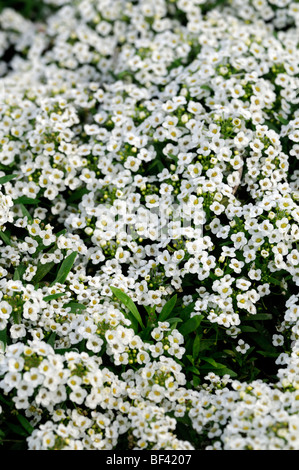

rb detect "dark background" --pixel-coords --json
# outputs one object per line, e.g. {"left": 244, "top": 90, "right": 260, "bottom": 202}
{"left": 0, "top": 0, "right": 44, "bottom": 19}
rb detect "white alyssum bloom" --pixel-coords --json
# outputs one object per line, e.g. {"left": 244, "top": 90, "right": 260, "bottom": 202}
{"left": 0, "top": 191, "right": 14, "bottom": 226}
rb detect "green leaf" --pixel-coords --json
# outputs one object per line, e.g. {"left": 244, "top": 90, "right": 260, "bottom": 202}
{"left": 0, "top": 230, "right": 12, "bottom": 246}
{"left": 159, "top": 294, "right": 177, "bottom": 322}
{"left": 145, "top": 305, "right": 157, "bottom": 327}
{"left": 14, "top": 196, "right": 40, "bottom": 205}
{"left": 198, "top": 362, "right": 238, "bottom": 377}
{"left": 0, "top": 390, "right": 10, "bottom": 406}
{"left": 197, "top": 339, "right": 215, "bottom": 352}
{"left": 201, "top": 357, "right": 226, "bottom": 369}
{"left": 245, "top": 313, "right": 272, "bottom": 321}
{"left": 264, "top": 120, "right": 279, "bottom": 133}
{"left": 251, "top": 335, "right": 276, "bottom": 353}
{"left": 56, "top": 229, "right": 67, "bottom": 237}
{"left": 277, "top": 115, "right": 288, "bottom": 125}
{"left": 223, "top": 349, "right": 236, "bottom": 358}
{"left": 43, "top": 292, "right": 66, "bottom": 302}
{"left": 0, "top": 161, "right": 14, "bottom": 170}
{"left": 139, "top": 325, "right": 153, "bottom": 341}
{"left": 214, "top": 367, "right": 238, "bottom": 378}
{"left": 180, "top": 301, "right": 196, "bottom": 320}
{"left": 0, "top": 327, "right": 7, "bottom": 351}
{"left": 192, "top": 374, "right": 201, "bottom": 387}
{"left": 66, "top": 186, "right": 89, "bottom": 204}
{"left": 63, "top": 301, "right": 86, "bottom": 313}
{"left": 110, "top": 286, "right": 145, "bottom": 330}
{"left": 144, "top": 305, "right": 154, "bottom": 314}
{"left": 47, "top": 332, "right": 57, "bottom": 348}
{"left": 7, "top": 422, "right": 28, "bottom": 438}
{"left": 77, "top": 339, "right": 86, "bottom": 353}
{"left": 256, "top": 350, "right": 279, "bottom": 358}
{"left": 268, "top": 276, "right": 282, "bottom": 286}
{"left": 55, "top": 348, "right": 72, "bottom": 355}
{"left": 192, "top": 334, "right": 201, "bottom": 360}
{"left": 178, "top": 314, "right": 203, "bottom": 336}
{"left": 168, "top": 153, "right": 178, "bottom": 163}
{"left": 19, "top": 203, "right": 33, "bottom": 222}
{"left": 240, "top": 325, "right": 258, "bottom": 333}
{"left": 187, "top": 365, "right": 200, "bottom": 375}
{"left": 186, "top": 354, "right": 194, "bottom": 365}
{"left": 50, "top": 251, "right": 77, "bottom": 286}
{"left": 201, "top": 84, "right": 213, "bottom": 92}
{"left": 0, "top": 174, "right": 17, "bottom": 184}
{"left": 16, "top": 414, "right": 34, "bottom": 435}
{"left": 166, "top": 317, "right": 183, "bottom": 327}
{"left": 166, "top": 317, "right": 184, "bottom": 331}
{"left": 166, "top": 245, "right": 176, "bottom": 252}
{"left": 250, "top": 322, "right": 277, "bottom": 353}
{"left": 32, "top": 260, "right": 55, "bottom": 284}
{"left": 13, "top": 264, "right": 26, "bottom": 281}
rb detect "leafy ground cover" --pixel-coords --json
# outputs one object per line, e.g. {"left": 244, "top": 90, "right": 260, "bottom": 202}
{"left": 0, "top": 0, "right": 299, "bottom": 450}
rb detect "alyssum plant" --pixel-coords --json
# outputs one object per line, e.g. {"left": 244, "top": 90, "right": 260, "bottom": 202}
{"left": 0, "top": 0, "right": 299, "bottom": 450}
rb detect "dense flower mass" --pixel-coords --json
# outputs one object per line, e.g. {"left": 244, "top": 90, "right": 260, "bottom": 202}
{"left": 0, "top": 0, "right": 298, "bottom": 450}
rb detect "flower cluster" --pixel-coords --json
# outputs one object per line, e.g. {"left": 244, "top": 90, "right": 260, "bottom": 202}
{"left": 0, "top": 0, "right": 298, "bottom": 450}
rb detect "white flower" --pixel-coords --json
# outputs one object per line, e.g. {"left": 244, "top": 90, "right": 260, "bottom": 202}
{"left": 236, "top": 339, "right": 250, "bottom": 354}
{"left": 272, "top": 334, "right": 284, "bottom": 347}
{"left": 0, "top": 192, "right": 13, "bottom": 226}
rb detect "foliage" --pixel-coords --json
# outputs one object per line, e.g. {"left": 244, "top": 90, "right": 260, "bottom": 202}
{"left": 0, "top": 0, "right": 299, "bottom": 451}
